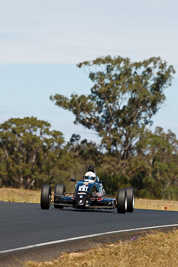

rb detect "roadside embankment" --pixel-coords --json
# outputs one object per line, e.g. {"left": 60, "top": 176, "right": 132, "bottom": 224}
{"left": 26, "top": 229, "right": 178, "bottom": 267}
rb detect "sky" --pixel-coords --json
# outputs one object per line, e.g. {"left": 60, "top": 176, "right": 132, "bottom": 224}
{"left": 0, "top": 0, "right": 178, "bottom": 142}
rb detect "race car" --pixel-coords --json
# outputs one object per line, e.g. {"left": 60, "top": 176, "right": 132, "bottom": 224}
{"left": 40, "top": 170, "right": 135, "bottom": 213}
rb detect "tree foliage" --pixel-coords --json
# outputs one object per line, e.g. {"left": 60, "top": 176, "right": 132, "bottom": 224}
{"left": 50, "top": 56, "right": 175, "bottom": 160}
{"left": 0, "top": 117, "right": 72, "bottom": 188}
{"left": 132, "top": 127, "right": 178, "bottom": 199}
{"left": 0, "top": 117, "right": 177, "bottom": 199}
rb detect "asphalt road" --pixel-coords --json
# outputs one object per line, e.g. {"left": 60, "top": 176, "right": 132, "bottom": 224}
{"left": 0, "top": 201, "right": 178, "bottom": 254}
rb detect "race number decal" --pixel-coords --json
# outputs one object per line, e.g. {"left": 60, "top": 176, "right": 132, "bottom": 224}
{"left": 78, "top": 186, "right": 88, "bottom": 192}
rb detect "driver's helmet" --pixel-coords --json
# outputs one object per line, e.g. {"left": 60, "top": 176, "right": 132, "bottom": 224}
{"left": 83, "top": 171, "right": 96, "bottom": 183}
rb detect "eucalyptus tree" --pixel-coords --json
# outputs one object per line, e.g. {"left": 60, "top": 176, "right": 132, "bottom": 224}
{"left": 130, "top": 127, "right": 178, "bottom": 199}
{"left": 50, "top": 56, "right": 175, "bottom": 161}
{"left": 0, "top": 117, "right": 66, "bottom": 188}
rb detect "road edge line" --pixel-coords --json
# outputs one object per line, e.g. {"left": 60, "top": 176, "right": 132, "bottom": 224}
{"left": 0, "top": 223, "right": 178, "bottom": 255}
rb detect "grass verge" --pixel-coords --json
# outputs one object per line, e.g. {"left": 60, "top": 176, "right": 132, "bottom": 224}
{"left": 135, "top": 198, "right": 178, "bottom": 211}
{"left": 0, "top": 187, "right": 178, "bottom": 211}
{"left": 26, "top": 230, "right": 178, "bottom": 267}
{"left": 0, "top": 187, "right": 40, "bottom": 203}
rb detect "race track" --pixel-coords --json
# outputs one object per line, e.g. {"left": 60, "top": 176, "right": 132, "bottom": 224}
{"left": 0, "top": 201, "right": 178, "bottom": 255}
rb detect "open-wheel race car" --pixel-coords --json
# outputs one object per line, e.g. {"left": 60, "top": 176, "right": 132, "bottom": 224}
{"left": 40, "top": 167, "right": 135, "bottom": 213}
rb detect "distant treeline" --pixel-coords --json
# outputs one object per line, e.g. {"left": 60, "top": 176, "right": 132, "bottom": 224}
{"left": 0, "top": 117, "right": 177, "bottom": 200}
{"left": 0, "top": 55, "right": 177, "bottom": 200}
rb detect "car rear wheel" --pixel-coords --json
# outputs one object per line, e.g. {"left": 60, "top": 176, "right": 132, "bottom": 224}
{"left": 54, "top": 183, "right": 66, "bottom": 209}
{"left": 126, "top": 187, "right": 135, "bottom": 212}
{"left": 41, "top": 184, "right": 51, "bottom": 209}
{"left": 116, "top": 189, "right": 127, "bottom": 214}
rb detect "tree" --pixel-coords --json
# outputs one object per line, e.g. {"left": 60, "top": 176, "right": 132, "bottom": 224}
{"left": 0, "top": 117, "right": 68, "bottom": 188}
{"left": 129, "top": 127, "right": 178, "bottom": 199}
{"left": 50, "top": 56, "right": 175, "bottom": 160}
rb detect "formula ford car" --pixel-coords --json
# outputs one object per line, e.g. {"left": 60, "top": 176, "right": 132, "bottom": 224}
{"left": 40, "top": 177, "right": 135, "bottom": 213}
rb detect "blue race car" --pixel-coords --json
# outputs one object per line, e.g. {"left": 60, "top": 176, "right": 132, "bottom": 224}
{"left": 40, "top": 167, "right": 134, "bottom": 213}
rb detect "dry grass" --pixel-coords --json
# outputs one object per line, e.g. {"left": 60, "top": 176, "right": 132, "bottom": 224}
{"left": 0, "top": 187, "right": 178, "bottom": 211}
{"left": 26, "top": 230, "right": 178, "bottom": 267}
{"left": 0, "top": 187, "right": 40, "bottom": 203}
{"left": 135, "top": 198, "right": 178, "bottom": 211}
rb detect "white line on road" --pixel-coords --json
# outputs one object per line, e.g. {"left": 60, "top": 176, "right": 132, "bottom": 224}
{"left": 0, "top": 224, "right": 177, "bottom": 255}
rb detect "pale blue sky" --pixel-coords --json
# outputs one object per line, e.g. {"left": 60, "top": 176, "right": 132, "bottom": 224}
{"left": 0, "top": 0, "right": 178, "bottom": 141}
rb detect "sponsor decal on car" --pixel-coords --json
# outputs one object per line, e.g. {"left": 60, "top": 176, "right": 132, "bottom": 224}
{"left": 78, "top": 185, "right": 88, "bottom": 192}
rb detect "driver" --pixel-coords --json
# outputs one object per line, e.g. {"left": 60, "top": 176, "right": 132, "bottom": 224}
{"left": 84, "top": 166, "right": 99, "bottom": 183}
{"left": 83, "top": 171, "right": 96, "bottom": 183}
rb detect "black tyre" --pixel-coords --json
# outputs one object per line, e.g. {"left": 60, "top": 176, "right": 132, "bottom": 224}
{"left": 116, "top": 189, "right": 127, "bottom": 214}
{"left": 40, "top": 184, "right": 51, "bottom": 210}
{"left": 126, "top": 187, "right": 135, "bottom": 212}
{"left": 54, "top": 183, "right": 66, "bottom": 209}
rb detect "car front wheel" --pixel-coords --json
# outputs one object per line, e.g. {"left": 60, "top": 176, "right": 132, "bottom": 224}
{"left": 116, "top": 189, "right": 127, "bottom": 214}
{"left": 40, "top": 184, "right": 51, "bottom": 210}
{"left": 126, "top": 187, "right": 135, "bottom": 212}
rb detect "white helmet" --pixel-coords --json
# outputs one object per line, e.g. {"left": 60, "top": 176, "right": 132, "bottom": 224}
{"left": 83, "top": 171, "right": 96, "bottom": 183}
